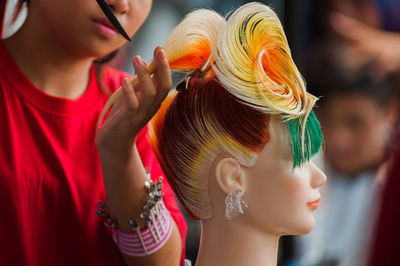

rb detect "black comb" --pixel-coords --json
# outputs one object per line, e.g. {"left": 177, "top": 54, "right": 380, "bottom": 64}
{"left": 96, "top": 0, "right": 131, "bottom": 41}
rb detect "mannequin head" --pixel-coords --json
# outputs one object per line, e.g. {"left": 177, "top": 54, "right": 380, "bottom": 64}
{"left": 150, "top": 3, "right": 326, "bottom": 236}
{"left": 151, "top": 77, "right": 326, "bottom": 234}
{"left": 211, "top": 119, "right": 326, "bottom": 235}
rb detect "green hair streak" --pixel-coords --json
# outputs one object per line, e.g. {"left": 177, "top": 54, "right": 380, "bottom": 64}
{"left": 286, "top": 110, "right": 323, "bottom": 168}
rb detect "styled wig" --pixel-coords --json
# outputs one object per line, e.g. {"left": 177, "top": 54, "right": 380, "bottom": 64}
{"left": 100, "top": 2, "right": 323, "bottom": 220}
{"left": 147, "top": 3, "right": 323, "bottom": 220}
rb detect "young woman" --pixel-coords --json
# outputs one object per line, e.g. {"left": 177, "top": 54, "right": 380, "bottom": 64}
{"left": 0, "top": 0, "right": 186, "bottom": 265}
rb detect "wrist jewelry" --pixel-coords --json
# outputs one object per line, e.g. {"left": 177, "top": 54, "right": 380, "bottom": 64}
{"left": 96, "top": 175, "right": 173, "bottom": 256}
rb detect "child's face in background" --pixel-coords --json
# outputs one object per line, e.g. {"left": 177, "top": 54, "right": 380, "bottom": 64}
{"left": 30, "top": 0, "right": 152, "bottom": 58}
{"left": 319, "top": 93, "right": 394, "bottom": 176}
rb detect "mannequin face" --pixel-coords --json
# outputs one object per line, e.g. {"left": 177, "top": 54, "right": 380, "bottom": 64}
{"left": 242, "top": 119, "right": 327, "bottom": 235}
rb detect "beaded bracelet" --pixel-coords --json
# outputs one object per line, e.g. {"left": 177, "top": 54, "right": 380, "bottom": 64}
{"left": 95, "top": 175, "right": 173, "bottom": 256}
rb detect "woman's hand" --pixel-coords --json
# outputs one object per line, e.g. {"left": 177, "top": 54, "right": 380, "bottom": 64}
{"left": 94, "top": 45, "right": 172, "bottom": 228}
{"left": 94, "top": 47, "right": 182, "bottom": 266}
{"left": 330, "top": 13, "right": 400, "bottom": 77}
{"left": 96, "top": 46, "right": 171, "bottom": 157}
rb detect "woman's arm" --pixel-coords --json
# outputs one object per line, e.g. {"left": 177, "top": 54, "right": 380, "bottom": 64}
{"left": 95, "top": 46, "right": 182, "bottom": 266}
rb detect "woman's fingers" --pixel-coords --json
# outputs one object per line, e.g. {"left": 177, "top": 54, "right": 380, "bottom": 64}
{"left": 103, "top": 90, "right": 124, "bottom": 124}
{"left": 133, "top": 55, "right": 157, "bottom": 113}
{"left": 121, "top": 77, "right": 139, "bottom": 112}
{"left": 104, "top": 48, "right": 172, "bottom": 136}
{"left": 132, "top": 47, "right": 171, "bottom": 116}
{"left": 153, "top": 47, "right": 172, "bottom": 105}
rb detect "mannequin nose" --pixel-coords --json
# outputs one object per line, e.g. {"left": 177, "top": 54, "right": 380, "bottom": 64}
{"left": 107, "top": 0, "right": 129, "bottom": 14}
{"left": 309, "top": 161, "right": 327, "bottom": 188}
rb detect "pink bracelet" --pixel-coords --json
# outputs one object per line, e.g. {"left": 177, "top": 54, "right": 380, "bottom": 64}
{"left": 112, "top": 200, "right": 173, "bottom": 256}
{"left": 96, "top": 174, "right": 173, "bottom": 256}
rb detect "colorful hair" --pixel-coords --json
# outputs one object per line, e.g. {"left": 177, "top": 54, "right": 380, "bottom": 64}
{"left": 148, "top": 3, "right": 322, "bottom": 219}
{"left": 210, "top": 3, "right": 321, "bottom": 167}
{"left": 151, "top": 77, "right": 270, "bottom": 219}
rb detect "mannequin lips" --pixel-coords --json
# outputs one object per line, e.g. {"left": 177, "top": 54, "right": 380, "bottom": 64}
{"left": 307, "top": 198, "right": 320, "bottom": 210}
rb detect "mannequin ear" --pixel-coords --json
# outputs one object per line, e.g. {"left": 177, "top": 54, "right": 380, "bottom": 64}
{"left": 215, "top": 157, "right": 245, "bottom": 194}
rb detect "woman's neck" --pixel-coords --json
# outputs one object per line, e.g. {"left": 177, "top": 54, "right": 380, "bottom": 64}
{"left": 3, "top": 14, "right": 94, "bottom": 99}
{"left": 196, "top": 216, "right": 280, "bottom": 266}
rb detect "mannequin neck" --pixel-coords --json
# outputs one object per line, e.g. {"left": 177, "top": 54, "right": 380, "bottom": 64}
{"left": 196, "top": 215, "right": 280, "bottom": 266}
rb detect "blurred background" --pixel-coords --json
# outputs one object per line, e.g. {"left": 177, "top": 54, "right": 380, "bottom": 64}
{"left": 4, "top": 0, "right": 400, "bottom": 265}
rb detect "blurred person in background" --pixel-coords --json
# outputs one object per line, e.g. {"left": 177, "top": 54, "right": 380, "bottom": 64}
{"left": 246, "top": 3, "right": 400, "bottom": 261}
{"left": 312, "top": 55, "right": 398, "bottom": 179}
{"left": 286, "top": 0, "right": 400, "bottom": 264}
{"left": 297, "top": 43, "right": 399, "bottom": 266}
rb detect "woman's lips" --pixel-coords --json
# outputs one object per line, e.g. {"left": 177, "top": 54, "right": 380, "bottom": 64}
{"left": 307, "top": 198, "right": 320, "bottom": 211}
{"left": 93, "top": 19, "right": 118, "bottom": 38}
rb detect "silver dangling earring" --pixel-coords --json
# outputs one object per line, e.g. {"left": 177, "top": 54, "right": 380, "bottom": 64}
{"left": 225, "top": 189, "right": 248, "bottom": 220}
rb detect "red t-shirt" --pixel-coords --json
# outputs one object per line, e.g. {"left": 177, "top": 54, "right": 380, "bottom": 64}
{"left": 0, "top": 40, "right": 187, "bottom": 266}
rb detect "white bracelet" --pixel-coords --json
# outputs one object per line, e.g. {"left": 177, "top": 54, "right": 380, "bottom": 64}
{"left": 112, "top": 200, "right": 173, "bottom": 256}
